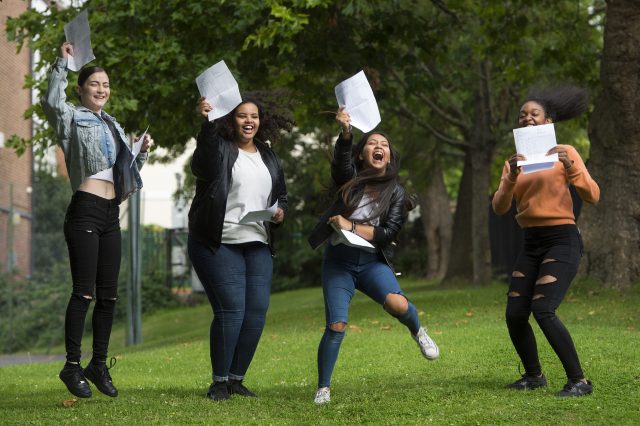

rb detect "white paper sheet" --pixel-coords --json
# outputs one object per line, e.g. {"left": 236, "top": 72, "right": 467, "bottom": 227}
{"left": 513, "top": 123, "right": 559, "bottom": 171}
{"left": 130, "top": 126, "right": 149, "bottom": 168}
{"left": 330, "top": 223, "right": 376, "bottom": 252}
{"left": 195, "top": 60, "right": 243, "bottom": 121}
{"left": 238, "top": 201, "right": 279, "bottom": 224}
{"left": 64, "top": 10, "right": 95, "bottom": 72}
{"left": 335, "top": 71, "right": 381, "bottom": 133}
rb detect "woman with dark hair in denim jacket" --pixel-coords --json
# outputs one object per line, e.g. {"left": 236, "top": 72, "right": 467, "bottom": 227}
{"left": 307, "top": 108, "right": 439, "bottom": 405}
{"left": 41, "top": 42, "right": 151, "bottom": 399}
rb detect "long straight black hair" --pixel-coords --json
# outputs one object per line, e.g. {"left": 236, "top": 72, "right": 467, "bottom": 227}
{"left": 338, "top": 131, "right": 405, "bottom": 221}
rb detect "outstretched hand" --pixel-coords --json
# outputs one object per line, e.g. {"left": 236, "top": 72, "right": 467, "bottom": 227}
{"left": 60, "top": 42, "right": 74, "bottom": 59}
{"left": 336, "top": 106, "right": 351, "bottom": 135}
{"left": 197, "top": 97, "right": 213, "bottom": 119}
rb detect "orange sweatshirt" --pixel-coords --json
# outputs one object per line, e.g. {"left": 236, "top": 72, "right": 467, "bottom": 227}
{"left": 492, "top": 144, "right": 600, "bottom": 228}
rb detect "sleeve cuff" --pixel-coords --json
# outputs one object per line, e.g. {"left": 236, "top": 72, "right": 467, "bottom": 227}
{"left": 55, "top": 57, "right": 69, "bottom": 69}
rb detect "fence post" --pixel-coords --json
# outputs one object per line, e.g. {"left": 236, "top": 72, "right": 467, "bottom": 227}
{"left": 125, "top": 150, "right": 143, "bottom": 346}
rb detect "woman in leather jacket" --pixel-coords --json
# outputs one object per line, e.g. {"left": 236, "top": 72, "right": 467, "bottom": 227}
{"left": 308, "top": 108, "right": 439, "bottom": 405}
{"left": 188, "top": 96, "right": 291, "bottom": 401}
{"left": 41, "top": 42, "right": 150, "bottom": 400}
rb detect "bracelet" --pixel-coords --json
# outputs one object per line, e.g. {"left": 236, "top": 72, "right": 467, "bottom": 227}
{"left": 351, "top": 221, "right": 356, "bottom": 233}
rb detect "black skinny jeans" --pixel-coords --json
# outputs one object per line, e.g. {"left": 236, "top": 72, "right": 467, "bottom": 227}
{"left": 505, "top": 224, "right": 585, "bottom": 381}
{"left": 63, "top": 191, "right": 121, "bottom": 363}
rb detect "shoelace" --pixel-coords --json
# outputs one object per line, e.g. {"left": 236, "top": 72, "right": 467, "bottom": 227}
{"left": 100, "top": 357, "right": 117, "bottom": 382}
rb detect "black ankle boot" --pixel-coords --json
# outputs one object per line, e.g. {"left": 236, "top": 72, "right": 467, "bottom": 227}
{"left": 59, "top": 362, "right": 92, "bottom": 398}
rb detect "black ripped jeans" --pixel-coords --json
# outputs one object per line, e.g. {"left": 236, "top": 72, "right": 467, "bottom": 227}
{"left": 63, "top": 191, "right": 121, "bottom": 363}
{"left": 505, "top": 224, "right": 585, "bottom": 381}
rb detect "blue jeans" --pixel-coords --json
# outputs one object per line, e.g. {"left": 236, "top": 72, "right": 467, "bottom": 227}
{"left": 317, "top": 243, "right": 420, "bottom": 387}
{"left": 188, "top": 236, "right": 272, "bottom": 382}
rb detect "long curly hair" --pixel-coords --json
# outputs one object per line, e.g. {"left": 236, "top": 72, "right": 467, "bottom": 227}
{"left": 213, "top": 91, "right": 294, "bottom": 145}
{"left": 525, "top": 85, "right": 589, "bottom": 122}
{"left": 338, "top": 131, "right": 415, "bottom": 221}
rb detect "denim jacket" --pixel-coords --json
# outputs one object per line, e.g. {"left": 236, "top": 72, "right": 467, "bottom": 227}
{"left": 41, "top": 57, "right": 147, "bottom": 203}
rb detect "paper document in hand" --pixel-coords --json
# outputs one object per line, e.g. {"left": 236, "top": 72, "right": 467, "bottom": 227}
{"left": 330, "top": 223, "right": 376, "bottom": 252}
{"left": 335, "top": 71, "right": 381, "bottom": 133}
{"left": 130, "top": 126, "right": 150, "bottom": 168}
{"left": 513, "top": 123, "right": 559, "bottom": 168}
{"left": 238, "top": 202, "right": 278, "bottom": 224}
{"left": 64, "top": 10, "right": 95, "bottom": 72}
{"left": 195, "top": 61, "right": 243, "bottom": 122}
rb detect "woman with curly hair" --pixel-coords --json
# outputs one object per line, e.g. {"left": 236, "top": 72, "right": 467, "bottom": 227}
{"left": 188, "top": 95, "right": 292, "bottom": 401}
{"left": 492, "top": 86, "right": 599, "bottom": 397}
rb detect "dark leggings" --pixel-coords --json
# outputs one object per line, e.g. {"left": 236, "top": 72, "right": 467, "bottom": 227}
{"left": 505, "top": 224, "right": 585, "bottom": 381}
{"left": 63, "top": 191, "right": 121, "bottom": 363}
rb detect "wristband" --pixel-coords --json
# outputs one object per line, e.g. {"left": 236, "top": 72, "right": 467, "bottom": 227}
{"left": 351, "top": 221, "right": 356, "bottom": 233}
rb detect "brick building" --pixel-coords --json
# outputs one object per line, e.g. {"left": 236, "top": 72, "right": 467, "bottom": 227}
{"left": 0, "top": 1, "right": 33, "bottom": 277}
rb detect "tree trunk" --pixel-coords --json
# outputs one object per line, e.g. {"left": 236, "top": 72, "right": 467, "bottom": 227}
{"left": 444, "top": 84, "right": 494, "bottom": 287}
{"left": 580, "top": 0, "right": 640, "bottom": 288}
{"left": 418, "top": 164, "right": 453, "bottom": 279}
{"left": 444, "top": 153, "right": 473, "bottom": 283}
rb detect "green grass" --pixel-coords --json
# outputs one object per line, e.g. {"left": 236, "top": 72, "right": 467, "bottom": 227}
{"left": 1, "top": 279, "right": 639, "bottom": 425}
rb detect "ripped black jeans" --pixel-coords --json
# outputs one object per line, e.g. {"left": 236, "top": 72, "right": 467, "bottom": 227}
{"left": 63, "top": 191, "right": 121, "bottom": 363}
{"left": 505, "top": 224, "right": 585, "bottom": 381}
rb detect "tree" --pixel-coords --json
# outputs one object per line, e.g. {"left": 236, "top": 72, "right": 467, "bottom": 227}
{"left": 581, "top": 0, "right": 640, "bottom": 288}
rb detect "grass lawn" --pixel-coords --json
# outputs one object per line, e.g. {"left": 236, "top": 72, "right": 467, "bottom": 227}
{"left": 1, "top": 278, "right": 639, "bottom": 425}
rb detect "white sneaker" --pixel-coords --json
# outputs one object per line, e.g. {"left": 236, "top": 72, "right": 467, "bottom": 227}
{"left": 314, "top": 387, "right": 330, "bottom": 404}
{"left": 413, "top": 327, "right": 439, "bottom": 360}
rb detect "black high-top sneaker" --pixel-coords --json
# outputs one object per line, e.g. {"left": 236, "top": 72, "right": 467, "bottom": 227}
{"left": 59, "top": 362, "right": 92, "bottom": 398}
{"left": 84, "top": 358, "right": 118, "bottom": 397}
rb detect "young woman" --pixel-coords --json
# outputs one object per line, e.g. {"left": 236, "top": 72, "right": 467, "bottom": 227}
{"left": 492, "top": 86, "right": 599, "bottom": 397}
{"left": 307, "top": 107, "right": 439, "bottom": 405}
{"left": 41, "top": 42, "right": 151, "bottom": 398}
{"left": 188, "top": 95, "right": 292, "bottom": 401}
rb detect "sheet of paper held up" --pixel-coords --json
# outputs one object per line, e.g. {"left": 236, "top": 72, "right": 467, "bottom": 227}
{"left": 64, "top": 10, "right": 95, "bottom": 72}
{"left": 513, "top": 123, "right": 558, "bottom": 174}
{"left": 195, "top": 61, "right": 243, "bottom": 122}
{"left": 330, "top": 223, "right": 376, "bottom": 252}
{"left": 238, "top": 202, "right": 278, "bottom": 224}
{"left": 130, "top": 126, "right": 150, "bottom": 168}
{"left": 335, "top": 71, "right": 381, "bottom": 133}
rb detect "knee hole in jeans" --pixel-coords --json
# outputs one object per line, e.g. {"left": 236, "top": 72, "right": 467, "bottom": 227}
{"left": 535, "top": 275, "right": 557, "bottom": 285}
{"left": 541, "top": 258, "right": 557, "bottom": 264}
{"left": 508, "top": 291, "right": 521, "bottom": 297}
{"left": 383, "top": 293, "right": 408, "bottom": 316}
{"left": 512, "top": 270, "right": 525, "bottom": 278}
{"left": 532, "top": 294, "right": 545, "bottom": 301}
{"left": 328, "top": 322, "right": 347, "bottom": 332}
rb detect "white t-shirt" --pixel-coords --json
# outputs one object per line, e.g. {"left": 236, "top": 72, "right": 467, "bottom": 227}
{"left": 349, "top": 193, "right": 380, "bottom": 226}
{"left": 88, "top": 117, "right": 119, "bottom": 183}
{"left": 221, "top": 149, "right": 273, "bottom": 244}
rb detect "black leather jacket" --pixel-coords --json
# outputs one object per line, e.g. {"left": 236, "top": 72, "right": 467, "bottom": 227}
{"left": 188, "top": 121, "right": 287, "bottom": 254}
{"left": 307, "top": 133, "right": 407, "bottom": 269}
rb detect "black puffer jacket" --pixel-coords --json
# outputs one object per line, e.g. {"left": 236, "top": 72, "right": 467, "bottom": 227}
{"left": 188, "top": 121, "right": 287, "bottom": 254}
{"left": 307, "top": 133, "right": 407, "bottom": 269}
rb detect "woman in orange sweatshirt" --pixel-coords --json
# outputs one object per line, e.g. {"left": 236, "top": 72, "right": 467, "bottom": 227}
{"left": 492, "top": 86, "right": 599, "bottom": 397}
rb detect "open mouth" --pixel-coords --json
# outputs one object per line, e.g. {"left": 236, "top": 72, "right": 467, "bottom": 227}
{"left": 372, "top": 151, "right": 384, "bottom": 162}
{"left": 242, "top": 125, "right": 254, "bottom": 133}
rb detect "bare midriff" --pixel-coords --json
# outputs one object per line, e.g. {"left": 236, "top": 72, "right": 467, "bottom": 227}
{"left": 77, "top": 178, "right": 116, "bottom": 200}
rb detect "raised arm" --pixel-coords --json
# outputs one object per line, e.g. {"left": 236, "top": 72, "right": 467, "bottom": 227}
{"left": 330, "top": 107, "right": 356, "bottom": 185}
{"left": 40, "top": 42, "right": 76, "bottom": 153}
